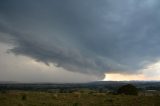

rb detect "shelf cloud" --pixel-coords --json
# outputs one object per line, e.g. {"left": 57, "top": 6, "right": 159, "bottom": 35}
{"left": 0, "top": 0, "right": 160, "bottom": 80}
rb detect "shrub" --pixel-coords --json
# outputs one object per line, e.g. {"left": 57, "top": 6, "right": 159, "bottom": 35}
{"left": 21, "top": 94, "right": 27, "bottom": 100}
{"left": 73, "top": 102, "right": 81, "bottom": 106}
{"left": 0, "top": 90, "right": 7, "bottom": 94}
{"left": 117, "top": 84, "right": 138, "bottom": 95}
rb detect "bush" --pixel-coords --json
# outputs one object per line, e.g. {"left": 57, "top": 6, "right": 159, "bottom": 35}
{"left": 0, "top": 90, "right": 7, "bottom": 94}
{"left": 117, "top": 84, "right": 138, "bottom": 95}
{"left": 73, "top": 102, "right": 81, "bottom": 106}
{"left": 21, "top": 94, "right": 27, "bottom": 100}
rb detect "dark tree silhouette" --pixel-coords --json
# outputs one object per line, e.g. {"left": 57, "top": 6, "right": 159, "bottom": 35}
{"left": 117, "top": 84, "right": 138, "bottom": 95}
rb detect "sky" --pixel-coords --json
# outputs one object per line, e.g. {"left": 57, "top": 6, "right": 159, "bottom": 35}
{"left": 0, "top": 0, "right": 160, "bottom": 82}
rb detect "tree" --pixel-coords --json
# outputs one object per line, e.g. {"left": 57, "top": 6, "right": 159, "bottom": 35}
{"left": 117, "top": 84, "right": 138, "bottom": 95}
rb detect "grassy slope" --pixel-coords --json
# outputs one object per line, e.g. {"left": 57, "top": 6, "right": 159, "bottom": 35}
{"left": 0, "top": 91, "right": 160, "bottom": 106}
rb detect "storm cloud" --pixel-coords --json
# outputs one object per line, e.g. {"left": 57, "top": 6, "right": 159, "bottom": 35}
{"left": 0, "top": 0, "right": 160, "bottom": 79}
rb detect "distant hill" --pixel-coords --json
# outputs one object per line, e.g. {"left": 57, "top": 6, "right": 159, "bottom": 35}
{"left": 0, "top": 81, "right": 160, "bottom": 91}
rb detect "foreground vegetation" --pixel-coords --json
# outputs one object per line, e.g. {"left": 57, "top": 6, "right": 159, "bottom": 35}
{"left": 0, "top": 90, "right": 160, "bottom": 106}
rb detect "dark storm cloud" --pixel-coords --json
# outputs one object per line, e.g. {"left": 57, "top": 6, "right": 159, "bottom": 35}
{"left": 0, "top": 0, "right": 160, "bottom": 78}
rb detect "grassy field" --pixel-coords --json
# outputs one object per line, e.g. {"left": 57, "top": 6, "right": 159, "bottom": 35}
{"left": 0, "top": 90, "right": 160, "bottom": 106}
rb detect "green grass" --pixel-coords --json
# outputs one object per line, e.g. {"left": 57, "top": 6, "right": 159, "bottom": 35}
{"left": 0, "top": 91, "right": 160, "bottom": 106}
